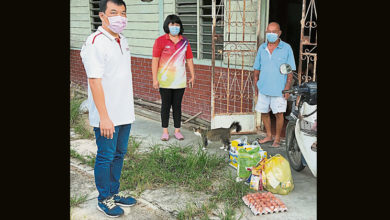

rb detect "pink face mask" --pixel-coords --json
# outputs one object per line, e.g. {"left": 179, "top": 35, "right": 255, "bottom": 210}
{"left": 106, "top": 15, "right": 127, "bottom": 34}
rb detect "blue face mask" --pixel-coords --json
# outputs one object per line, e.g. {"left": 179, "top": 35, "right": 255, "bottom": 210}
{"left": 169, "top": 26, "right": 180, "bottom": 36}
{"left": 266, "top": 33, "right": 279, "bottom": 43}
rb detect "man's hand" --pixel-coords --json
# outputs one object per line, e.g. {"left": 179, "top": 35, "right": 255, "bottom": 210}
{"left": 88, "top": 78, "right": 115, "bottom": 139}
{"left": 253, "top": 70, "right": 259, "bottom": 96}
{"left": 99, "top": 117, "right": 115, "bottom": 139}
{"left": 283, "top": 73, "right": 293, "bottom": 100}
{"left": 283, "top": 92, "right": 290, "bottom": 100}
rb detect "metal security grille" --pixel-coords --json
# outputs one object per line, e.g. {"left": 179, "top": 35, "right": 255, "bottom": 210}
{"left": 298, "top": 0, "right": 317, "bottom": 84}
{"left": 200, "top": 0, "right": 224, "bottom": 60}
{"left": 90, "top": 0, "right": 101, "bottom": 32}
{"left": 210, "top": 0, "right": 260, "bottom": 133}
{"left": 212, "top": 0, "right": 258, "bottom": 114}
{"left": 176, "top": 0, "right": 224, "bottom": 60}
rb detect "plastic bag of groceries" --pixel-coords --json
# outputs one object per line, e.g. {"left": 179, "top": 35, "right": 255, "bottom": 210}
{"left": 229, "top": 136, "right": 248, "bottom": 169}
{"left": 263, "top": 154, "right": 294, "bottom": 195}
{"left": 237, "top": 146, "right": 264, "bottom": 179}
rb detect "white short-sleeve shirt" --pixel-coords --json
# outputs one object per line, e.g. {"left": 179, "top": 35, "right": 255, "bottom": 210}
{"left": 80, "top": 26, "right": 135, "bottom": 127}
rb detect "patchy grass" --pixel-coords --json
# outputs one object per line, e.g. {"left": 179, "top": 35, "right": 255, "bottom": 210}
{"left": 210, "top": 172, "right": 255, "bottom": 209}
{"left": 70, "top": 123, "right": 254, "bottom": 219}
{"left": 119, "top": 144, "right": 226, "bottom": 195}
{"left": 70, "top": 149, "right": 95, "bottom": 168}
{"left": 177, "top": 201, "right": 218, "bottom": 220}
{"left": 177, "top": 202, "right": 198, "bottom": 220}
{"left": 126, "top": 136, "right": 142, "bottom": 159}
{"left": 217, "top": 203, "right": 238, "bottom": 220}
{"left": 70, "top": 97, "right": 83, "bottom": 126}
{"left": 70, "top": 96, "right": 94, "bottom": 139}
{"left": 70, "top": 194, "right": 88, "bottom": 207}
{"left": 73, "top": 117, "right": 94, "bottom": 139}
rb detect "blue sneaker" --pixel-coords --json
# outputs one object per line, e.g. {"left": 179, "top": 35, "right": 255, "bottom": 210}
{"left": 113, "top": 192, "right": 137, "bottom": 207}
{"left": 97, "top": 197, "right": 124, "bottom": 218}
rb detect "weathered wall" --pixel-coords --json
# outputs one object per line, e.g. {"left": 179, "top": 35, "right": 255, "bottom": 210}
{"left": 70, "top": 0, "right": 91, "bottom": 49}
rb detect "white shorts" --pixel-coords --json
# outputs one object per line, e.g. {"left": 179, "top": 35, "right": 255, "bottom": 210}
{"left": 255, "top": 92, "right": 287, "bottom": 114}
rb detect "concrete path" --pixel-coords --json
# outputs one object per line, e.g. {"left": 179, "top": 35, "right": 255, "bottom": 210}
{"left": 70, "top": 114, "right": 316, "bottom": 219}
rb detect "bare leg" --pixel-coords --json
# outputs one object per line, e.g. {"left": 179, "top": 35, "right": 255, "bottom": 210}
{"left": 273, "top": 113, "right": 284, "bottom": 147}
{"left": 258, "top": 113, "right": 273, "bottom": 143}
{"left": 163, "top": 128, "right": 169, "bottom": 134}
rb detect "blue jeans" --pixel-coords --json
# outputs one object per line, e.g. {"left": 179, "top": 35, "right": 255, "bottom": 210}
{"left": 93, "top": 123, "right": 131, "bottom": 201}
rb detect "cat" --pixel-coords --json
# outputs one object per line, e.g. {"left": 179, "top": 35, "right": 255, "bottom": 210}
{"left": 193, "top": 121, "right": 242, "bottom": 152}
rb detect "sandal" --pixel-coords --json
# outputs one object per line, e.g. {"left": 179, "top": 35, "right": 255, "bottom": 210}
{"left": 161, "top": 133, "right": 169, "bottom": 141}
{"left": 271, "top": 141, "right": 281, "bottom": 148}
{"left": 256, "top": 137, "right": 274, "bottom": 144}
{"left": 174, "top": 132, "right": 184, "bottom": 140}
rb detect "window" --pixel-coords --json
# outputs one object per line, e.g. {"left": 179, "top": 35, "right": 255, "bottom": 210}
{"left": 90, "top": 0, "right": 101, "bottom": 32}
{"left": 176, "top": 0, "right": 224, "bottom": 60}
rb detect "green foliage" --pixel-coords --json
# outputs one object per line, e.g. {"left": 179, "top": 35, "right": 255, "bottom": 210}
{"left": 70, "top": 97, "right": 83, "bottom": 126}
{"left": 70, "top": 96, "right": 94, "bottom": 139}
{"left": 120, "top": 144, "right": 225, "bottom": 194}
{"left": 70, "top": 149, "right": 95, "bottom": 168}
{"left": 210, "top": 172, "right": 255, "bottom": 209}
{"left": 70, "top": 194, "right": 88, "bottom": 207}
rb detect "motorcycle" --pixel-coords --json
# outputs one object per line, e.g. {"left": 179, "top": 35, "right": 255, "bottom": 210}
{"left": 280, "top": 63, "right": 317, "bottom": 177}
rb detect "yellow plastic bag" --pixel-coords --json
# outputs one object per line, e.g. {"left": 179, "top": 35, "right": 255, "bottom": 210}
{"left": 264, "top": 154, "right": 294, "bottom": 195}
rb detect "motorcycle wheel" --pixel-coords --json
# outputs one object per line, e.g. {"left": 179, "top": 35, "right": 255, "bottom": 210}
{"left": 285, "top": 121, "right": 305, "bottom": 171}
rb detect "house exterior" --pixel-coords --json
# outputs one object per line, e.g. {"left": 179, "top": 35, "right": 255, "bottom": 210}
{"left": 70, "top": 0, "right": 317, "bottom": 133}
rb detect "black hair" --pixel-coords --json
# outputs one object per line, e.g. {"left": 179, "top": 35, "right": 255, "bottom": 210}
{"left": 99, "top": 0, "right": 127, "bottom": 13}
{"left": 163, "top": 14, "right": 184, "bottom": 35}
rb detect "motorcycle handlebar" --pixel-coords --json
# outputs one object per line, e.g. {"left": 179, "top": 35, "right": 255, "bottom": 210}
{"left": 282, "top": 87, "right": 310, "bottom": 95}
{"left": 282, "top": 89, "right": 294, "bottom": 94}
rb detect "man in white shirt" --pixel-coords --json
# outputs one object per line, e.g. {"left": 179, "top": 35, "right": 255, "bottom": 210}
{"left": 80, "top": 0, "right": 136, "bottom": 217}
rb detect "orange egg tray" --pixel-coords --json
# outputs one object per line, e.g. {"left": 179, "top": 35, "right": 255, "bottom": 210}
{"left": 242, "top": 192, "right": 287, "bottom": 215}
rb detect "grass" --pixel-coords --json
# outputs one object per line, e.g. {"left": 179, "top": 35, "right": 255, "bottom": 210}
{"left": 126, "top": 136, "right": 142, "bottom": 159}
{"left": 70, "top": 96, "right": 94, "bottom": 139}
{"left": 177, "top": 201, "right": 218, "bottom": 220}
{"left": 119, "top": 143, "right": 226, "bottom": 195}
{"left": 69, "top": 117, "right": 254, "bottom": 219}
{"left": 70, "top": 194, "right": 88, "bottom": 207}
{"left": 217, "top": 203, "right": 239, "bottom": 220}
{"left": 70, "top": 149, "right": 96, "bottom": 168}
{"left": 119, "top": 140, "right": 251, "bottom": 219}
{"left": 70, "top": 97, "right": 83, "bottom": 126}
{"left": 210, "top": 171, "right": 255, "bottom": 209}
